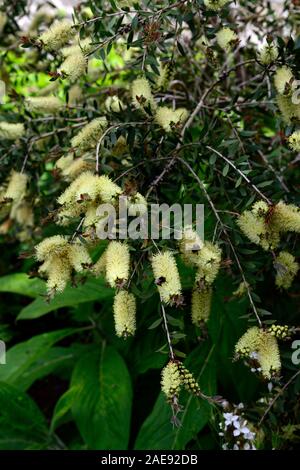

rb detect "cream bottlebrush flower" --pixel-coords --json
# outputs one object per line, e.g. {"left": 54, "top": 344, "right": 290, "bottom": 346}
{"left": 57, "top": 204, "right": 83, "bottom": 226}
{"left": 61, "top": 38, "right": 92, "bottom": 57}
{"left": 56, "top": 154, "right": 74, "bottom": 172}
{"left": 68, "top": 84, "right": 82, "bottom": 105}
{"left": 235, "top": 326, "right": 263, "bottom": 358}
{"left": 251, "top": 200, "right": 269, "bottom": 217}
{"left": 151, "top": 251, "right": 182, "bottom": 305}
{"left": 258, "top": 43, "right": 279, "bottom": 65}
{"left": 105, "top": 96, "right": 125, "bottom": 113}
{"left": 274, "top": 251, "right": 299, "bottom": 290}
{"left": 105, "top": 241, "right": 130, "bottom": 288}
{"left": 71, "top": 117, "right": 107, "bottom": 151}
{"left": 28, "top": 9, "right": 53, "bottom": 34}
{"left": 0, "top": 12, "right": 7, "bottom": 34}
{"left": 74, "top": 172, "right": 101, "bottom": 202}
{"left": 4, "top": 171, "right": 28, "bottom": 202}
{"left": 274, "top": 66, "right": 294, "bottom": 95}
{"left": 204, "top": 0, "right": 231, "bottom": 11}
{"left": 155, "top": 61, "right": 173, "bottom": 91}
{"left": 237, "top": 210, "right": 280, "bottom": 251}
{"left": 10, "top": 201, "right": 34, "bottom": 227}
{"left": 257, "top": 332, "right": 281, "bottom": 379}
{"left": 92, "top": 249, "right": 107, "bottom": 276}
{"left": 81, "top": 203, "right": 97, "bottom": 228}
{"left": 63, "top": 157, "right": 92, "bottom": 180}
{"left": 179, "top": 226, "right": 204, "bottom": 266}
{"left": 131, "top": 77, "right": 156, "bottom": 114}
{"left": 36, "top": 237, "right": 72, "bottom": 295}
{"left": 35, "top": 235, "right": 69, "bottom": 262}
{"left": 216, "top": 27, "right": 238, "bottom": 51}
{"left": 155, "top": 107, "right": 188, "bottom": 132}
{"left": 127, "top": 192, "right": 147, "bottom": 216}
{"left": 161, "top": 362, "right": 182, "bottom": 400}
{"left": 97, "top": 175, "right": 122, "bottom": 203}
{"left": 68, "top": 241, "right": 92, "bottom": 272}
{"left": 57, "top": 171, "right": 97, "bottom": 210}
{"left": 195, "top": 241, "right": 221, "bottom": 286}
{"left": 26, "top": 96, "right": 64, "bottom": 114}
{"left": 113, "top": 290, "right": 136, "bottom": 337}
{"left": 288, "top": 130, "right": 300, "bottom": 151}
{"left": 58, "top": 52, "right": 87, "bottom": 82}
{"left": 0, "top": 122, "right": 25, "bottom": 140}
{"left": 272, "top": 201, "right": 300, "bottom": 234}
{"left": 191, "top": 287, "right": 212, "bottom": 326}
{"left": 45, "top": 256, "right": 72, "bottom": 294}
{"left": 276, "top": 95, "right": 300, "bottom": 124}
{"left": 36, "top": 237, "right": 92, "bottom": 294}
{"left": 39, "top": 20, "right": 75, "bottom": 51}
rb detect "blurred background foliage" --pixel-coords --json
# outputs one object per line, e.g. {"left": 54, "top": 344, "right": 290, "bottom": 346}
{"left": 0, "top": 0, "right": 299, "bottom": 450}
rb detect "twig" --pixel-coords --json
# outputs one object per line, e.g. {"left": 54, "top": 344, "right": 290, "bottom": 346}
{"left": 206, "top": 145, "right": 272, "bottom": 204}
{"left": 258, "top": 369, "right": 300, "bottom": 426}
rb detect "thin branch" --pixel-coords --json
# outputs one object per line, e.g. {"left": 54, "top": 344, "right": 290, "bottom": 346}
{"left": 258, "top": 369, "right": 300, "bottom": 426}
{"left": 206, "top": 145, "right": 272, "bottom": 204}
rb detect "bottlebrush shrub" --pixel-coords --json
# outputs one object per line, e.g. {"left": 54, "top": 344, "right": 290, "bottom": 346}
{"left": 0, "top": 0, "right": 300, "bottom": 452}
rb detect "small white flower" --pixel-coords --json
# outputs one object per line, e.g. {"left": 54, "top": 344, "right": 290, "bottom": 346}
{"left": 244, "top": 442, "right": 251, "bottom": 450}
{"left": 249, "top": 351, "right": 259, "bottom": 360}
{"left": 233, "top": 444, "right": 239, "bottom": 450}
{"left": 268, "top": 382, "right": 273, "bottom": 392}
{"left": 244, "top": 431, "right": 256, "bottom": 441}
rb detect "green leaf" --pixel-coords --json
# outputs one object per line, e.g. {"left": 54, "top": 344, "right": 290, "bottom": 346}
{"left": 51, "top": 386, "right": 80, "bottom": 432}
{"left": 134, "top": 342, "right": 216, "bottom": 450}
{"left": 0, "top": 382, "right": 48, "bottom": 449}
{"left": 0, "top": 273, "right": 45, "bottom": 298}
{"left": 16, "top": 346, "right": 76, "bottom": 391}
{"left": 70, "top": 345, "right": 132, "bottom": 450}
{"left": 222, "top": 163, "right": 229, "bottom": 176}
{"left": 18, "top": 277, "right": 114, "bottom": 320}
{"left": 0, "top": 328, "right": 78, "bottom": 389}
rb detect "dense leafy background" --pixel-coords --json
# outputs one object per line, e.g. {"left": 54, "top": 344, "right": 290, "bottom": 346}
{"left": 0, "top": 0, "right": 300, "bottom": 450}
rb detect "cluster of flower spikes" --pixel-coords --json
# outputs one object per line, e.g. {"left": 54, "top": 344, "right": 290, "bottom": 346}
{"left": 274, "top": 66, "right": 300, "bottom": 124}
{"left": 161, "top": 360, "right": 201, "bottom": 403}
{"left": 54, "top": 168, "right": 147, "bottom": 337}
{"left": 178, "top": 227, "right": 221, "bottom": 326}
{"left": 0, "top": 170, "right": 34, "bottom": 241}
{"left": 130, "top": 76, "right": 188, "bottom": 133}
{"left": 234, "top": 326, "right": 282, "bottom": 380}
{"left": 23, "top": 19, "right": 96, "bottom": 116}
{"left": 35, "top": 235, "right": 92, "bottom": 296}
{"left": 237, "top": 200, "right": 300, "bottom": 289}
{"left": 204, "top": 0, "right": 232, "bottom": 12}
